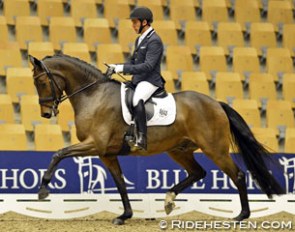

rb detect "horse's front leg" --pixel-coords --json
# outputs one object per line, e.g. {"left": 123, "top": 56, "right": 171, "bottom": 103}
{"left": 100, "top": 156, "right": 133, "bottom": 225}
{"left": 38, "top": 140, "right": 97, "bottom": 200}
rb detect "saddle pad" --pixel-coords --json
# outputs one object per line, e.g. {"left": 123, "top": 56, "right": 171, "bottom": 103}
{"left": 120, "top": 83, "right": 176, "bottom": 126}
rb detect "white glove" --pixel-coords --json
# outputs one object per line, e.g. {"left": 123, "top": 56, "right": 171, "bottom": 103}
{"left": 109, "top": 64, "right": 124, "bottom": 73}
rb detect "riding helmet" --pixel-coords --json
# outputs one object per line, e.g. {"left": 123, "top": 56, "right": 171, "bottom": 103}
{"left": 129, "top": 7, "right": 153, "bottom": 24}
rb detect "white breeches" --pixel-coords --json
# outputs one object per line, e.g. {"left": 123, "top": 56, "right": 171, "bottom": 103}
{"left": 133, "top": 81, "right": 159, "bottom": 106}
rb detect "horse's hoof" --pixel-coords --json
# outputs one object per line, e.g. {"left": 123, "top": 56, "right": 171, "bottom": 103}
{"left": 112, "top": 218, "right": 125, "bottom": 225}
{"left": 38, "top": 187, "right": 50, "bottom": 200}
{"left": 165, "top": 201, "right": 175, "bottom": 215}
{"left": 233, "top": 211, "right": 250, "bottom": 221}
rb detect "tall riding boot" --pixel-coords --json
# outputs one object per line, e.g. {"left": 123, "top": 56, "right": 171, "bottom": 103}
{"left": 134, "top": 100, "right": 147, "bottom": 150}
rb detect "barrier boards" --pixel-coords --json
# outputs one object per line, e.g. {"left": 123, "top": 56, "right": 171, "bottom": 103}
{"left": 0, "top": 152, "right": 294, "bottom": 219}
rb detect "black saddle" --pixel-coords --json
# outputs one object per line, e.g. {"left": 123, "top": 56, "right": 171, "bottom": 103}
{"left": 124, "top": 81, "right": 167, "bottom": 121}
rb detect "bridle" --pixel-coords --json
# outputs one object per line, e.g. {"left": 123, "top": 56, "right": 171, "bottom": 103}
{"left": 34, "top": 61, "right": 99, "bottom": 116}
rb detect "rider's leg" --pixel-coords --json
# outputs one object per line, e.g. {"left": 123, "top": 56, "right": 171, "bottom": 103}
{"left": 133, "top": 81, "right": 158, "bottom": 150}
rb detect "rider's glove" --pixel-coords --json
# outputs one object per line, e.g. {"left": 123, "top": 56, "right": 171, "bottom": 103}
{"left": 109, "top": 64, "right": 124, "bottom": 73}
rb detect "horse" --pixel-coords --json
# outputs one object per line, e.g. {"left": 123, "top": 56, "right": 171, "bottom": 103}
{"left": 28, "top": 54, "right": 285, "bottom": 225}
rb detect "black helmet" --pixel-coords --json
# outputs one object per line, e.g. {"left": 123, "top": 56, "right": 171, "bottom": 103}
{"left": 129, "top": 7, "right": 153, "bottom": 24}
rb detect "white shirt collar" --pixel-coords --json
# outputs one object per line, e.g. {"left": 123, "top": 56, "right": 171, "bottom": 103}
{"left": 138, "top": 26, "right": 154, "bottom": 46}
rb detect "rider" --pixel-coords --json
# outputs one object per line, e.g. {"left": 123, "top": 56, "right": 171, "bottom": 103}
{"left": 109, "top": 7, "right": 165, "bottom": 151}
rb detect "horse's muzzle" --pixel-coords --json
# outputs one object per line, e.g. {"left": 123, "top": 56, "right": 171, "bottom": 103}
{"left": 42, "top": 112, "right": 52, "bottom": 119}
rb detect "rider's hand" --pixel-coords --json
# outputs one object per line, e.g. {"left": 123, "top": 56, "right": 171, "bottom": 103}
{"left": 109, "top": 64, "right": 123, "bottom": 73}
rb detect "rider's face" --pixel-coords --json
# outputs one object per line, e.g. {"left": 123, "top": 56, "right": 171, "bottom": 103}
{"left": 131, "top": 19, "right": 147, "bottom": 34}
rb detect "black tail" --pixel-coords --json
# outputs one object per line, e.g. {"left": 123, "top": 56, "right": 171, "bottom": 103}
{"left": 219, "top": 102, "right": 285, "bottom": 197}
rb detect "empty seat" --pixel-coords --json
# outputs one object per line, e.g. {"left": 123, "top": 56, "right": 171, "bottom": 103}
{"left": 248, "top": 73, "right": 277, "bottom": 108}
{"left": 251, "top": 127, "right": 278, "bottom": 152}
{"left": 283, "top": 24, "right": 295, "bottom": 56}
{"left": 118, "top": 19, "right": 138, "bottom": 54}
{"left": 6, "top": 67, "right": 35, "bottom": 103}
{"left": 232, "top": 47, "right": 260, "bottom": 81}
{"left": 152, "top": 20, "right": 178, "bottom": 46}
{"left": 20, "top": 95, "right": 51, "bottom": 131}
{"left": 57, "top": 99, "right": 75, "bottom": 132}
{"left": 34, "top": 124, "right": 64, "bottom": 151}
{"left": 181, "top": 72, "right": 209, "bottom": 95}
{"left": 235, "top": 0, "right": 261, "bottom": 31}
{"left": 266, "top": 100, "right": 294, "bottom": 136}
{"left": 83, "top": 18, "right": 112, "bottom": 52}
{"left": 49, "top": 17, "right": 77, "bottom": 50}
{"left": 96, "top": 44, "right": 124, "bottom": 71}
{"left": 284, "top": 128, "right": 295, "bottom": 153}
{"left": 70, "top": 125, "right": 80, "bottom": 145}
{"left": 202, "top": 0, "right": 229, "bottom": 24}
{"left": 232, "top": 99, "right": 261, "bottom": 127}
{"left": 104, "top": 0, "right": 130, "bottom": 28}
{"left": 282, "top": 73, "right": 295, "bottom": 108}
{"left": 71, "top": 0, "right": 97, "bottom": 27}
{"left": 27, "top": 42, "right": 55, "bottom": 60}
{"left": 0, "top": 42, "right": 22, "bottom": 76}
{"left": 0, "top": 16, "right": 9, "bottom": 44}
{"left": 166, "top": 45, "right": 193, "bottom": 79}
{"left": 161, "top": 71, "right": 175, "bottom": 93}
{"left": 250, "top": 23, "right": 277, "bottom": 56}
{"left": 266, "top": 48, "right": 293, "bottom": 83}
{"left": 62, "top": 43, "right": 91, "bottom": 63}
{"left": 169, "top": 0, "right": 196, "bottom": 29}
{"left": 0, "top": 124, "right": 28, "bottom": 150}
{"left": 15, "top": 16, "right": 43, "bottom": 50}
{"left": 0, "top": 94, "right": 14, "bottom": 123}
{"left": 185, "top": 21, "right": 211, "bottom": 55}
{"left": 199, "top": 46, "right": 227, "bottom": 80}
{"left": 137, "top": 0, "right": 164, "bottom": 20}
{"left": 4, "top": 0, "right": 30, "bottom": 25}
{"left": 37, "top": 0, "right": 64, "bottom": 26}
{"left": 215, "top": 72, "right": 243, "bottom": 103}
{"left": 217, "top": 22, "right": 244, "bottom": 55}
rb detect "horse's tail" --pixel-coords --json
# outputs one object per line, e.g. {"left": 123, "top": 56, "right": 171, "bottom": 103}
{"left": 219, "top": 102, "right": 285, "bottom": 197}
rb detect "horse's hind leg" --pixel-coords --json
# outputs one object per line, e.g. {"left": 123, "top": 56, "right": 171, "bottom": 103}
{"left": 203, "top": 147, "right": 250, "bottom": 221}
{"left": 165, "top": 149, "right": 207, "bottom": 215}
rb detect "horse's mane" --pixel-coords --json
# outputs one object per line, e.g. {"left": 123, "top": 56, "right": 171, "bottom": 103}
{"left": 44, "top": 54, "right": 121, "bottom": 85}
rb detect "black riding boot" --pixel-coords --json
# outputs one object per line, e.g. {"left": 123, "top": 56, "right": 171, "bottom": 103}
{"left": 134, "top": 100, "right": 147, "bottom": 150}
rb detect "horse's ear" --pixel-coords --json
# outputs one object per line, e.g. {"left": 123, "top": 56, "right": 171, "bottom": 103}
{"left": 28, "top": 55, "right": 42, "bottom": 68}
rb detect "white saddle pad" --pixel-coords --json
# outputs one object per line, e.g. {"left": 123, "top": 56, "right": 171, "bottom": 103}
{"left": 120, "top": 83, "right": 176, "bottom": 126}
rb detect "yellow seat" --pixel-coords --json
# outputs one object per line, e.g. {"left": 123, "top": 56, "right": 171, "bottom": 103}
{"left": 152, "top": 20, "right": 178, "bottom": 46}
{"left": 283, "top": 24, "right": 295, "bottom": 56}
{"left": 232, "top": 47, "right": 260, "bottom": 80}
{"left": 0, "top": 16, "right": 9, "bottom": 44}
{"left": 199, "top": 46, "right": 227, "bottom": 80}
{"left": 57, "top": 99, "right": 75, "bottom": 132}
{"left": 0, "top": 94, "right": 14, "bottom": 123}
{"left": 248, "top": 73, "right": 277, "bottom": 108}
{"left": 4, "top": 0, "right": 30, "bottom": 25}
{"left": 0, "top": 124, "right": 28, "bottom": 151}
{"left": 266, "top": 100, "right": 294, "bottom": 134}
{"left": 118, "top": 19, "right": 138, "bottom": 54}
{"left": 0, "top": 42, "right": 22, "bottom": 76}
{"left": 49, "top": 17, "right": 77, "bottom": 50}
{"left": 161, "top": 71, "right": 175, "bottom": 93}
{"left": 282, "top": 73, "right": 295, "bottom": 108}
{"left": 83, "top": 18, "right": 112, "bottom": 52}
{"left": 34, "top": 124, "right": 64, "bottom": 151}
{"left": 20, "top": 95, "right": 51, "bottom": 131}
{"left": 235, "top": 0, "right": 261, "bottom": 31}
{"left": 251, "top": 127, "right": 278, "bottom": 152}
{"left": 202, "top": 0, "right": 229, "bottom": 24}
{"left": 70, "top": 125, "right": 80, "bottom": 145}
{"left": 96, "top": 44, "right": 124, "bottom": 71}
{"left": 62, "top": 43, "right": 91, "bottom": 63}
{"left": 166, "top": 45, "right": 193, "bottom": 79}
{"left": 181, "top": 72, "right": 209, "bottom": 96}
{"left": 266, "top": 48, "right": 293, "bottom": 82}
{"left": 267, "top": 0, "right": 293, "bottom": 32}
{"left": 284, "top": 128, "right": 295, "bottom": 153}
{"left": 137, "top": 0, "right": 164, "bottom": 20}
{"left": 169, "top": 0, "right": 196, "bottom": 29}
{"left": 232, "top": 99, "right": 261, "bottom": 127}
{"left": 27, "top": 42, "right": 55, "bottom": 60}
{"left": 104, "top": 0, "right": 130, "bottom": 28}
{"left": 215, "top": 72, "right": 243, "bottom": 103}
{"left": 15, "top": 16, "right": 43, "bottom": 50}
{"left": 6, "top": 67, "right": 35, "bottom": 103}
{"left": 250, "top": 22, "right": 277, "bottom": 56}
{"left": 71, "top": 0, "right": 97, "bottom": 27}
{"left": 185, "top": 21, "right": 211, "bottom": 55}
{"left": 217, "top": 22, "right": 244, "bottom": 55}
{"left": 37, "top": 0, "right": 64, "bottom": 26}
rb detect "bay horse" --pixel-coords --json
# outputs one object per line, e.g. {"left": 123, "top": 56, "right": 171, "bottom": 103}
{"left": 29, "top": 54, "right": 284, "bottom": 225}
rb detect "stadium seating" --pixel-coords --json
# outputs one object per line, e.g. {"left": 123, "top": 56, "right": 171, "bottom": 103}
{"left": 285, "top": 128, "right": 295, "bottom": 153}
{"left": 251, "top": 127, "right": 279, "bottom": 152}
{"left": 37, "top": 0, "right": 64, "bottom": 26}
{"left": 0, "top": 16, "right": 9, "bottom": 44}
{"left": 169, "top": 0, "right": 196, "bottom": 29}
{"left": 103, "top": 0, "right": 130, "bottom": 28}
{"left": 96, "top": 44, "right": 124, "bottom": 71}
{"left": 0, "top": 94, "right": 14, "bottom": 123}
{"left": 161, "top": 71, "right": 175, "bottom": 93}
{"left": 181, "top": 72, "right": 209, "bottom": 95}
{"left": 152, "top": 20, "right": 178, "bottom": 47}
{"left": 71, "top": 0, "right": 97, "bottom": 27}
{"left": 0, "top": 124, "right": 28, "bottom": 150}
{"left": 0, "top": 42, "right": 23, "bottom": 76}
{"left": 202, "top": 0, "right": 229, "bottom": 25}
{"left": 62, "top": 43, "right": 91, "bottom": 63}
{"left": 3, "top": 0, "right": 30, "bottom": 25}
{"left": 282, "top": 73, "right": 295, "bottom": 108}
{"left": 57, "top": 99, "right": 75, "bottom": 132}
{"left": 117, "top": 19, "right": 138, "bottom": 54}
{"left": 28, "top": 42, "right": 55, "bottom": 60}
{"left": 283, "top": 24, "right": 295, "bottom": 56}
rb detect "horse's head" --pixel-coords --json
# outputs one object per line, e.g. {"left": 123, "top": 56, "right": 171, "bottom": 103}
{"left": 29, "top": 55, "right": 65, "bottom": 118}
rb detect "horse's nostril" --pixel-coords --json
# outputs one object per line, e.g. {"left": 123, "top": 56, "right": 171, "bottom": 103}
{"left": 42, "top": 113, "right": 51, "bottom": 118}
